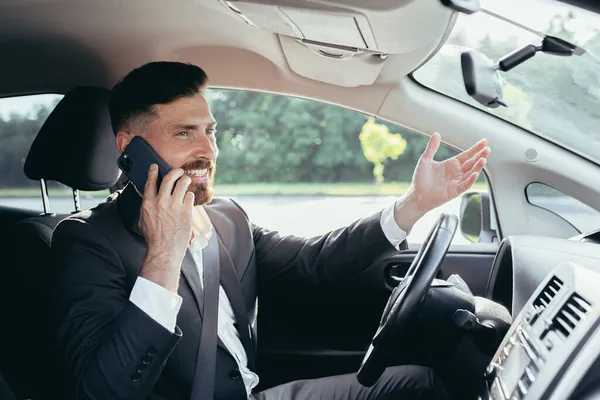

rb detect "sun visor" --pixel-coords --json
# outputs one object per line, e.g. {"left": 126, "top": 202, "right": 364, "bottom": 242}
{"left": 219, "top": 0, "right": 452, "bottom": 53}
{"left": 217, "top": 0, "right": 454, "bottom": 86}
{"left": 221, "top": 2, "right": 376, "bottom": 50}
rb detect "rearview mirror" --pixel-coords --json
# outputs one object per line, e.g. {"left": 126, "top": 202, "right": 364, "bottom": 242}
{"left": 459, "top": 191, "right": 497, "bottom": 243}
{"left": 461, "top": 50, "right": 506, "bottom": 108}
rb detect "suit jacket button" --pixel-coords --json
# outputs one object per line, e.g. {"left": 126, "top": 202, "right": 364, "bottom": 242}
{"left": 229, "top": 369, "right": 241, "bottom": 380}
{"left": 137, "top": 365, "right": 147, "bottom": 374}
{"left": 141, "top": 356, "right": 152, "bottom": 365}
{"left": 131, "top": 373, "right": 141, "bottom": 383}
{"left": 147, "top": 347, "right": 157, "bottom": 357}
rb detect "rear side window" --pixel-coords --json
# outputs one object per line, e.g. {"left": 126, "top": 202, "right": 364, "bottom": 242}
{"left": 526, "top": 182, "right": 600, "bottom": 234}
{"left": 0, "top": 94, "right": 108, "bottom": 213}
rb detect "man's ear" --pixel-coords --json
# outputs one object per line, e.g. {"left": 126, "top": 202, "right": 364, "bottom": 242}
{"left": 115, "top": 131, "right": 134, "bottom": 153}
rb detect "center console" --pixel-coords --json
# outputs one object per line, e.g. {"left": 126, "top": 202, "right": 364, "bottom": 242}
{"left": 479, "top": 261, "right": 600, "bottom": 400}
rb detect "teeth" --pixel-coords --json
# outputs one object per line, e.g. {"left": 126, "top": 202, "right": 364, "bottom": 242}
{"left": 185, "top": 169, "right": 207, "bottom": 177}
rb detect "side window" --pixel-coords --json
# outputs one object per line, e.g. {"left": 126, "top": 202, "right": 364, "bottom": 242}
{"left": 0, "top": 94, "right": 109, "bottom": 213}
{"left": 526, "top": 182, "right": 600, "bottom": 234}
{"left": 206, "top": 88, "right": 494, "bottom": 245}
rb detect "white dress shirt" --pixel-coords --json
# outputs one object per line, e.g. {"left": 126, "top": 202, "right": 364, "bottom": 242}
{"left": 129, "top": 203, "right": 407, "bottom": 398}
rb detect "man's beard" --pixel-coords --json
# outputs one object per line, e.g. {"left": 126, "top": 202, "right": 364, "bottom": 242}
{"left": 181, "top": 160, "right": 216, "bottom": 206}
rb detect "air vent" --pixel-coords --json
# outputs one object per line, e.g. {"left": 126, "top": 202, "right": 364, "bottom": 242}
{"left": 529, "top": 276, "right": 563, "bottom": 325}
{"left": 541, "top": 293, "right": 591, "bottom": 349}
{"left": 534, "top": 276, "right": 563, "bottom": 310}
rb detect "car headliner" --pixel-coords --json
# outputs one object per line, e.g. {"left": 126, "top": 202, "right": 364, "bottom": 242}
{"left": 0, "top": 0, "right": 453, "bottom": 106}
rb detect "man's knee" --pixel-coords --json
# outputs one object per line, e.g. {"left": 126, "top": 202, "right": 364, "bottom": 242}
{"left": 377, "top": 365, "right": 449, "bottom": 400}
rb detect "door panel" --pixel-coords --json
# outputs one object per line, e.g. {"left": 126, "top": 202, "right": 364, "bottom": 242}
{"left": 255, "top": 244, "right": 497, "bottom": 390}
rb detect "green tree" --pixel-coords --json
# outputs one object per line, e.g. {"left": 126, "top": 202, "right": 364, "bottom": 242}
{"left": 205, "top": 88, "right": 459, "bottom": 185}
{"left": 207, "top": 89, "right": 374, "bottom": 184}
{"left": 359, "top": 117, "right": 407, "bottom": 184}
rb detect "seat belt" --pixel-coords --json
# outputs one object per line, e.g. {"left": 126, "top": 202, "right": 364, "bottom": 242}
{"left": 191, "top": 234, "right": 221, "bottom": 400}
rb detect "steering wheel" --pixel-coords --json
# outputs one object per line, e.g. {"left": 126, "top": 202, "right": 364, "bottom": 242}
{"left": 357, "top": 213, "right": 458, "bottom": 387}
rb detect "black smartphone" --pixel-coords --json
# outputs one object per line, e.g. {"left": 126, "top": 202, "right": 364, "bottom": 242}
{"left": 117, "top": 136, "right": 171, "bottom": 194}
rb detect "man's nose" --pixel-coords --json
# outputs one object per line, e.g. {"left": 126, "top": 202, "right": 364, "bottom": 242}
{"left": 193, "top": 133, "right": 217, "bottom": 160}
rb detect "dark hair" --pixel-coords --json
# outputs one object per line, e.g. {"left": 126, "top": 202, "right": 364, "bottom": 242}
{"left": 108, "top": 61, "right": 208, "bottom": 135}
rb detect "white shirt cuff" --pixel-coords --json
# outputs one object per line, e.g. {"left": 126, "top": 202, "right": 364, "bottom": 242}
{"left": 380, "top": 203, "right": 408, "bottom": 250}
{"left": 129, "top": 276, "right": 183, "bottom": 333}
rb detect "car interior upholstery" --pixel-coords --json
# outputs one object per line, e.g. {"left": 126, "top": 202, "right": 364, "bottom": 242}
{"left": 0, "top": 86, "right": 120, "bottom": 399}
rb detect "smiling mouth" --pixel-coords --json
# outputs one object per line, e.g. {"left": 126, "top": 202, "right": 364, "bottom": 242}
{"left": 184, "top": 168, "right": 208, "bottom": 177}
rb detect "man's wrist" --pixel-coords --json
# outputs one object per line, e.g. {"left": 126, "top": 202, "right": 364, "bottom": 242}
{"left": 393, "top": 187, "right": 427, "bottom": 233}
{"left": 142, "top": 248, "right": 182, "bottom": 294}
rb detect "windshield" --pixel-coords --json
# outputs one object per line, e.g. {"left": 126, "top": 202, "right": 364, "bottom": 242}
{"left": 413, "top": 0, "right": 600, "bottom": 163}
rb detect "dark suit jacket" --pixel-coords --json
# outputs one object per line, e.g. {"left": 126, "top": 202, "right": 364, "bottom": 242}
{"left": 51, "top": 183, "right": 406, "bottom": 400}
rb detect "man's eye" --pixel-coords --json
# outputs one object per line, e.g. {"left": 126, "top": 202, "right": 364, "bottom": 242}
{"left": 176, "top": 131, "right": 189, "bottom": 137}
{"left": 207, "top": 128, "right": 217, "bottom": 135}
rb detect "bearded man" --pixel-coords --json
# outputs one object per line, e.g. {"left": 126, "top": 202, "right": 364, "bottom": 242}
{"left": 52, "top": 61, "right": 489, "bottom": 400}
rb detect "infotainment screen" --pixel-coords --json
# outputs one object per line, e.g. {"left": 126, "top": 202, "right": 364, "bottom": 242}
{"left": 498, "top": 343, "right": 531, "bottom": 396}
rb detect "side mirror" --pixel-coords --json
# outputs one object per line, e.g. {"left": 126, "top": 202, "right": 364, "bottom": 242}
{"left": 461, "top": 50, "right": 506, "bottom": 109}
{"left": 459, "top": 191, "right": 497, "bottom": 243}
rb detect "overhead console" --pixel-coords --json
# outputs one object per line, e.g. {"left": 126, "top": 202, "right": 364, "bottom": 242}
{"left": 215, "top": 0, "right": 454, "bottom": 86}
{"left": 220, "top": 1, "right": 378, "bottom": 54}
{"left": 480, "top": 261, "right": 600, "bottom": 399}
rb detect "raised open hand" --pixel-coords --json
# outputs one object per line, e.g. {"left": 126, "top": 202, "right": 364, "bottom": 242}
{"left": 409, "top": 132, "right": 490, "bottom": 213}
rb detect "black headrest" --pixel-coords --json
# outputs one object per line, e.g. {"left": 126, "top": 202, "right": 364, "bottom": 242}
{"left": 24, "top": 86, "right": 120, "bottom": 191}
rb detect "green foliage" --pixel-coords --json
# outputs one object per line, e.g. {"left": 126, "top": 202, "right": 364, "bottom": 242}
{"left": 206, "top": 89, "right": 436, "bottom": 185}
{"left": 207, "top": 90, "right": 373, "bottom": 184}
{"left": 359, "top": 117, "right": 407, "bottom": 183}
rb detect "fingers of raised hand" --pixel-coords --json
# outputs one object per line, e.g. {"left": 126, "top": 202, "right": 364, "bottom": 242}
{"left": 422, "top": 132, "right": 442, "bottom": 160}
{"left": 455, "top": 171, "right": 479, "bottom": 194}
{"left": 456, "top": 139, "right": 489, "bottom": 164}
{"left": 460, "top": 146, "right": 490, "bottom": 173}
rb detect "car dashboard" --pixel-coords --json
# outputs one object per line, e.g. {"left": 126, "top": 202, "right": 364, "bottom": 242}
{"left": 486, "top": 234, "right": 600, "bottom": 318}
{"left": 480, "top": 259, "right": 600, "bottom": 399}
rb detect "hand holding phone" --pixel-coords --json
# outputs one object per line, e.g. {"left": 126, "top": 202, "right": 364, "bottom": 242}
{"left": 117, "top": 136, "right": 195, "bottom": 293}
{"left": 138, "top": 164, "right": 195, "bottom": 292}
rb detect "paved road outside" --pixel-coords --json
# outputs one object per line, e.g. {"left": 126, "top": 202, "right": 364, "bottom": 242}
{"left": 3, "top": 195, "right": 599, "bottom": 246}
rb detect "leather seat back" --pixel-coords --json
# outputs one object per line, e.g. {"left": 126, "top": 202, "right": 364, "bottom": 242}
{"left": 6, "top": 87, "right": 120, "bottom": 399}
